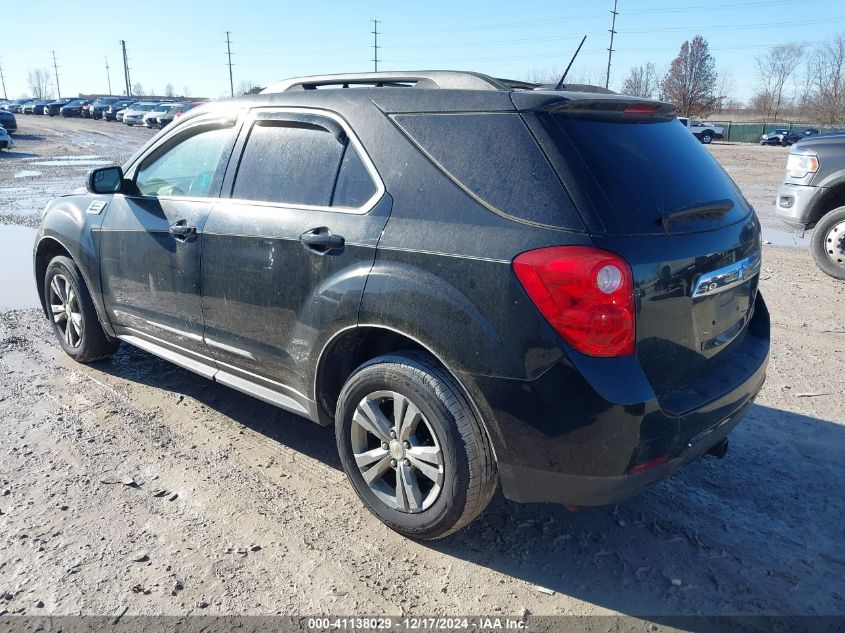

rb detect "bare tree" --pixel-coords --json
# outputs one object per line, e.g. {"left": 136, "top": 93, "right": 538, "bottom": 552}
{"left": 755, "top": 44, "right": 804, "bottom": 121}
{"left": 27, "top": 68, "right": 53, "bottom": 99}
{"left": 164, "top": 84, "right": 175, "bottom": 98}
{"left": 565, "top": 68, "right": 606, "bottom": 87}
{"left": 807, "top": 35, "right": 845, "bottom": 124}
{"left": 660, "top": 36, "right": 719, "bottom": 116}
{"left": 714, "top": 68, "right": 735, "bottom": 113}
{"left": 237, "top": 80, "right": 264, "bottom": 96}
{"left": 131, "top": 82, "right": 144, "bottom": 96}
{"left": 621, "top": 63, "right": 658, "bottom": 98}
{"left": 523, "top": 67, "right": 559, "bottom": 85}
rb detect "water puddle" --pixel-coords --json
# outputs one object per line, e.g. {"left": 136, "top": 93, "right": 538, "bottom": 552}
{"left": 30, "top": 160, "right": 111, "bottom": 167}
{"left": 24, "top": 154, "right": 104, "bottom": 161}
{"left": 14, "top": 170, "right": 42, "bottom": 178}
{"left": 762, "top": 226, "right": 811, "bottom": 249}
{"left": 0, "top": 225, "right": 40, "bottom": 310}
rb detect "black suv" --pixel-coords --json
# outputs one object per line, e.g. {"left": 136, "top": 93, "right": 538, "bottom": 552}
{"left": 33, "top": 71, "right": 769, "bottom": 539}
{"left": 103, "top": 99, "right": 137, "bottom": 122}
{"left": 89, "top": 97, "right": 121, "bottom": 120}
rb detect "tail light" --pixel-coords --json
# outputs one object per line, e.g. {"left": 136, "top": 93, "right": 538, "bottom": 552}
{"left": 513, "top": 246, "right": 635, "bottom": 357}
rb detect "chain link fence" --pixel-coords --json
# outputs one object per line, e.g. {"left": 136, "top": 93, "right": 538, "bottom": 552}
{"left": 705, "top": 121, "right": 842, "bottom": 143}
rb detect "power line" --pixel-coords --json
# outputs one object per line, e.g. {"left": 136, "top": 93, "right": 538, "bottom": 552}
{"left": 120, "top": 40, "right": 131, "bottom": 96}
{"left": 372, "top": 20, "right": 381, "bottom": 72}
{"left": 105, "top": 56, "right": 112, "bottom": 95}
{"left": 605, "top": 0, "right": 618, "bottom": 90}
{"left": 226, "top": 31, "right": 234, "bottom": 97}
{"left": 51, "top": 51, "right": 61, "bottom": 98}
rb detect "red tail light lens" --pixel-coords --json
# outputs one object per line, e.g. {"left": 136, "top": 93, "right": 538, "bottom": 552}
{"left": 513, "top": 246, "right": 635, "bottom": 357}
{"left": 623, "top": 103, "right": 660, "bottom": 115}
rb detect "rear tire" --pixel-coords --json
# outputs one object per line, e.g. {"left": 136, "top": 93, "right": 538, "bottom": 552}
{"left": 44, "top": 256, "right": 120, "bottom": 362}
{"left": 811, "top": 206, "right": 845, "bottom": 280}
{"left": 335, "top": 352, "right": 497, "bottom": 540}
{"left": 700, "top": 132, "right": 713, "bottom": 144}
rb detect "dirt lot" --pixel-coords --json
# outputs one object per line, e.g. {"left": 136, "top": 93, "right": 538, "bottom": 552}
{"left": 0, "top": 117, "right": 843, "bottom": 620}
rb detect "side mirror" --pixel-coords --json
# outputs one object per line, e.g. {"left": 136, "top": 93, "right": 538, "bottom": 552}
{"left": 87, "top": 165, "right": 124, "bottom": 194}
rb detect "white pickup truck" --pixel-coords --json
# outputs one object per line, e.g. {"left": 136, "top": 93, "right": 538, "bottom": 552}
{"left": 677, "top": 117, "right": 725, "bottom": 144}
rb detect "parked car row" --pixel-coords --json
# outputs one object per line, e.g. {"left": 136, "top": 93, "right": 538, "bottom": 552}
{"left": 0, "top": 97, "right": 203, "bottom": 129}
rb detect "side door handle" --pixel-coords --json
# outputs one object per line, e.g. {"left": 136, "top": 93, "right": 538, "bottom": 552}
{"left": 169, "top": 220, "right": 197, "bottom": 241}
{"left": 300, "top": 227, "right": 345, "bottom": 255}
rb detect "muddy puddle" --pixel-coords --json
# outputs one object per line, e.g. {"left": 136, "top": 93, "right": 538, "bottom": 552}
{"left": 762, "top": 226, "right": 811, "bottom": 248}
{"left": 0, "top": 224, "right": 39, "bottom": 310}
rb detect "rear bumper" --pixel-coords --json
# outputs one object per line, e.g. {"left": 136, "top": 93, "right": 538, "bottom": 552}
{"left": 497, "top": 368, "right": 761, "bottom": 506}
{"left": 775, "top": 183, "right": 825, "bottom": 229}
{"left": 470, "top": 293, "right": 770, "bottom": 507}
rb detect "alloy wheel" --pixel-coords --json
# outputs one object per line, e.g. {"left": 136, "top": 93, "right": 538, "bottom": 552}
{"left": 49, "top": 274, "right": 83, "bottom": 348}
{"left": 350, "top": 390, "right": 445, "bottom": 513}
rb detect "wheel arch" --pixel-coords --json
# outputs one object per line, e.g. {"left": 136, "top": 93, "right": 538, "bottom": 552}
{"left": 34, "top": 234, "right": 111, "bottom": 334}
{"left": 34, "top": 236, "right": 74, "bottom": 316}
{"left": 807, "top": 179, "right": 845, "bottom": 228}
{"left": 313, "top": 324, "right": 500, "bottom": 464}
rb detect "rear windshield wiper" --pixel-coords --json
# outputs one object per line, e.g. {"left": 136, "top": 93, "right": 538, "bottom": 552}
{"left": 659, "top": 200, "right": 734, "bottom": 232}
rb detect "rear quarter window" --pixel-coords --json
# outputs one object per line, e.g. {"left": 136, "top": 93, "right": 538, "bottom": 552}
{"left": 393, "top": 112, "right": 583, "bottom": 230}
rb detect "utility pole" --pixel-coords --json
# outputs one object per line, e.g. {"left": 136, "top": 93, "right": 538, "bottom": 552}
{"left": 605, "top": 0, "right": 618, "bottom": 90}
{"left": 120, "top": 40, "right": 131, "bottom": 96}
{"left": 105, "top": 57, "right": 112, "bottom": 95}
{"left": 225, "top": 31, "right": 234, "bottom": 97}
{"left": 371, "top": 20, "right": 380, "bottom": 72}
{"left": 0, "top": 64, "right": 7, "bottom": 100}
{"left": 52, "top": 51, "right": 61, "bottom": 98}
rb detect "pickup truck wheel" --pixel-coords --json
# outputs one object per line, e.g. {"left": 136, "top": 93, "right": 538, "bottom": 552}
{"left": 700, "top": 132, "right": 713, "bottom": 144}
{"left": 44, "top": 256, "right": 120, "bottom": 362}
{"left": 811, "top": 206, "right": 845, "bottom": 280}
{"left": 335, "top": 352, "right": 497, "bottom": 540}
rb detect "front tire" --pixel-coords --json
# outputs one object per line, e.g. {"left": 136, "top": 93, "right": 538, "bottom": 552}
{"left": 44, "top": 256, "right": 120, "bottom": 362}
{"left": 335, "top": 352, "right": 497, "bottom": 540}
{"left": 811, "top": 206, "right": 845, "bottom": 280}
{"left": 700, "top": 132, "right": 713, "bottom": 144}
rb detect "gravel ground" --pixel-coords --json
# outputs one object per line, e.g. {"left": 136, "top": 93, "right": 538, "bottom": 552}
{"left": 0, "top": 118, "right": 843, "bottom": 621}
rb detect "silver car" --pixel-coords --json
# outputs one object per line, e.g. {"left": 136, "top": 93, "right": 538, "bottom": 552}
{"left": 122, "top": 102, "right": 159, "bottom": 126}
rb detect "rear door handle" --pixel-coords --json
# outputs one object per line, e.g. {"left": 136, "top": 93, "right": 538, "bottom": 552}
{"left": 300, "top": 227, "right": 345, "bottom": 255}
{"left": 169, "top": 221, "right": 196, "bottom": 241}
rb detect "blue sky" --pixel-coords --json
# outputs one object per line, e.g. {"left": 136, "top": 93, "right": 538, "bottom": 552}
{"left": 2, "top": 0, "right": 844, "bottom": 101}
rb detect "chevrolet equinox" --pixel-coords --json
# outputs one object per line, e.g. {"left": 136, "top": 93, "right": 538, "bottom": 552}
{"left": 33, "top": 71, "right": 770, "bottom": 539}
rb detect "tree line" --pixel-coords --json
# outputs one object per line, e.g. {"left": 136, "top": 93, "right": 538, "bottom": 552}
{"left": 621, "top": 34, "right": 845, "bottom": 124}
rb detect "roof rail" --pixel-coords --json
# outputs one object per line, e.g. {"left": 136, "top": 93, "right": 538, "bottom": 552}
{"left": 261, "top": 71, "right": 538, "bottom": 94}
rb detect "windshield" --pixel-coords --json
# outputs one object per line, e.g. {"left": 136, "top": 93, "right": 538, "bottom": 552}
{"left": 132, "top": 104, "right": 155, "bottom": 112}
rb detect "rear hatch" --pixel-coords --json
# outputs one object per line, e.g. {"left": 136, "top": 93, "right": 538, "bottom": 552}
{"left": 524, "top": 95, "right": 763, "bottom": 411}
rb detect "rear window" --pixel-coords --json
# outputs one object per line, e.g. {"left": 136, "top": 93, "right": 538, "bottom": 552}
{"left": 543, "top": 115, "right": 750, "bottom": 235}
{"left": 393, "top": 113, "right": 583, "bottom": 229}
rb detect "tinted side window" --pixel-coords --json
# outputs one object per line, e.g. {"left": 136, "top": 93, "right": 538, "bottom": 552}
{"left": 332, "top": 144, "right": 377, "bottom": 208}
{"left": 135, "top": 126, "right": 232, "bottom": 198}
{"left": 232, "top": 121, "right": 345, "bottom": 207}
{"left": 393, "top": 112, "right": 581, "bottom": 228}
